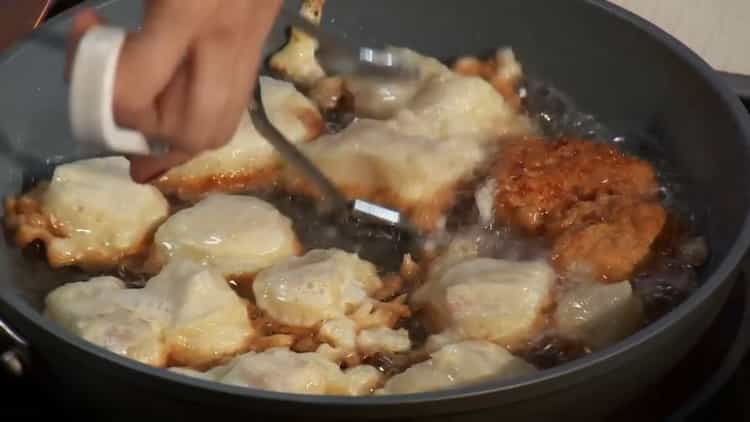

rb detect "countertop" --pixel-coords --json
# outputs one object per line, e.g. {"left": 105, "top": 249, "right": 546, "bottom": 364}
{"left": 611, "top": 0, "right": 750, "bottom": 75}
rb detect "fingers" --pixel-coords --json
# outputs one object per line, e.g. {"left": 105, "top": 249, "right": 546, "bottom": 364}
{"left": 183, "top": 33, "right": 242, "bottom": 152}
{"left": 199, "top": 0, "right": 284, "bottom": 152}
{"left": 67, "top": 0, "right": 285, "bottom": 184}
{"left": 128, "top": 149, "right": 193, "bottom": 183}
{"left": 215, "top": 0, "right": 283, "bottom": 144}
{"left": 114, "top": 1, "right": 216, "bottom": 136}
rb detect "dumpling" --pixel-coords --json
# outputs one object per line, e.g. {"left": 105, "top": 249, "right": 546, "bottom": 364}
{"left": 343, "top": 47, "right": 450, "bottom": 119}
{"left": 391, "top": 72, "right": 537, "bottom": 144}
{"left": 44, "top": 259, "right": 254, "bottom": 368}
{"left": 4, "top": 156, "right": 169, "bottom": 271}
{"left": 154, "top": 77, "right": 323, "bottom": 199}
{"left": 253, "top": 249, "right": 383, "bottom": 327}
{"left": 151, "top": 194, "right": 300, "bottom": 278}
{"left": 147, "top": 259, "right": 255, "bottom": 367}
{"left": 453, "top": 47, "right": 527, "bottom": 112}
{"left": 173, "top": 347, "right": 382, "bottom": 396}
{"left": 44, "top": 276, "right": 167, "bottom": 366}
{"left": 554, "top": 280, "right": 644, "bottom": 350}
{"left": 411, "top": 258, "right": 555, "bottom": 348}
{"left": 269, "top": 0, "right": 327, "bottom": 88}
{"left": 377, "top": 340, "right": 536, "bottom": 394}
{"left": 283, "top": 119, "right": 485, "bottom": 230}
{"left": 259, "top": 76, "right": 325, "bottom": 142}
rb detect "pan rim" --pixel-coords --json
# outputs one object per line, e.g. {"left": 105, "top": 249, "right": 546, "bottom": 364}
{"left": 1, "top": 0, "right": 750, "bottom": 412}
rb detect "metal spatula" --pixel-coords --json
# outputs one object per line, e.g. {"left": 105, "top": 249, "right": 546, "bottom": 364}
{"left": 251, "top": 78, "right": 423, "bottom": 269}
{"left": 279, "top": 6, "right": 419, "bottom": 81}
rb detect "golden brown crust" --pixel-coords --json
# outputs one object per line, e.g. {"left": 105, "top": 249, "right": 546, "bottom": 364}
{"left": 246, "top": 302, "right": 321, "bottom": 353}
{"left": 166, "top": 333, "right": 255, "bottom": 370}
{"left": 453, "top": 52, "right": 524, "bottom": 113}
{"left": 154, "top": 165, "right": 282, "bottom": 202}
{"left": 294, "top": 106, "right": 326, "bottom": 141}
{"left": 349, "top": 296, "right": 410, "bottom": 330}
{"left": 4, "top": 184, "right": 62, "bottom": 247}
{"left": 552, "top": 197, "right": 667, "bottom": 283}
{"left": 300, "top": 0, "right": 326, "bottom": 23}
{"left": 493, "top": 138, "right": 659, "bottom": 234}
{"left": 4, "top": 187, "right": 161, "bottom": 272}
{"left": 493, "top": 138, "right": 666, "bottom": 282}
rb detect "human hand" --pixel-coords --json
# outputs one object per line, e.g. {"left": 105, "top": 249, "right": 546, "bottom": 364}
{"left": 67, "top": 0, "right": 282, "bottom": 182}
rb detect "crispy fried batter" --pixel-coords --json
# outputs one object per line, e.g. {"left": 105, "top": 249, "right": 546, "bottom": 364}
{"left": 4, "top": 185, "right": 160, "bottom": 272}
{"left": 453, "top": 48, "right": 525, "bottom": 113}
{"left": 154, "top": 165, "right": 281, "bottom": 202}
{"left": 247, "top": 302, "right": 321, "bottom": 352}
{"left": 493, "top": 138, "right": 665, "bottom": 282}
{"left": 494, "top": 138, "right": 659, "bottom": 234}
{"left": 552, "top": 197, "right": 666, "bottom": 282}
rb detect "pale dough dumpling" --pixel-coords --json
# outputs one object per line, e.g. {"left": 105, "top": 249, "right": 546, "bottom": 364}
{"left": 285, "top": 119, "right": 485, "bottom": 230}
{"left": 253, "top": 249, "right": 382, "bottom": 328}
{"left": 412, "top": 258, "right": 555, "bottom": 348}
{"left": 343, "top": 47, "right": 450, "bottom": 119}
{"left": 44, "top": 276, "right": 167, "bottom": 366}
{"left": 145, "top": 259, "right": 255, "bottom": 367}
{"left": 155, "top": 77, "right": 323, "bottom": 199}
{"left": 259, "top": 75, "right": 324, "bottom": 142}
{"left": 152, "top": 194, "right": 300, "bottom": 278}
{"left": 392, "top": 73, "right": 537, "bottom": 144}
{"left": 44, "top": 259, "right": 254, "bottom": 368}
{"left": 378, "top": 340, "right": 536, "bottom": 394}
{"left": 4, "top": 156, "right": 169, "bottom": 271}
{"left": 554, "top": 280, "right": 644, "bottom": 350}
{"left": 173, "top": 347, "right": 382, "bottom": 396}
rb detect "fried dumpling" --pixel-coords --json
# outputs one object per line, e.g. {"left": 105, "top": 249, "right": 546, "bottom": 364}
{"left": 377, "top": 340, "right": 536, "bottom": 394}
{"left": 554, "top": 280, "right": 644, "bottom": 350}
{"left": 343, "top": 47, "right": 450, "bottom": 119}
{"left": 152, "top": 194, "right": 300, "bottom": 278}
{"left": 283, "top": 119, "right": 485, "bottom": 230}
{"left": 411, "top": 258, "right": 555, "bottom": 348}
{"left": 4, "top": 156, "right": 169, "bottom": 271}
{"left": 173, "top": 347, "right": 382, "bottom": 396}
{"left": 154, "top": 77, "right": 323, "bottom": 199}
{"left": 44, "top": 259, "right": 254, "bottom": 368}
{"left": 253, "top": 249, "right": 382, "bottom": 328}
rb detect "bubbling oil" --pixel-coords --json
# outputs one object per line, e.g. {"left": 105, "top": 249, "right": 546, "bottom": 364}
{"left": 4, "top": 76, "right": 708, "bottom": 378}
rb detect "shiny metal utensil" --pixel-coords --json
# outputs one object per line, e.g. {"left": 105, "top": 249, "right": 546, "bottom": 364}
{"left": 250, "top": 80, "right": 423, "bottom": 264}
{"left": 250, "top": 82, "right": 348, "bottom": 216}
{"left": 280, "top": 7, "right": 419, "bottom": 81}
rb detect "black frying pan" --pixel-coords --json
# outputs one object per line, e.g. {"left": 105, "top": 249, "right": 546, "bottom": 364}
{"left": 1, "top": 1, "right": 750, "bottom": 420}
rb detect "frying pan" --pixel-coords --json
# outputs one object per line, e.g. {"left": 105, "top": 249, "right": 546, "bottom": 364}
{"left": 1, "top": 0, "right": 750, "bottom": 420}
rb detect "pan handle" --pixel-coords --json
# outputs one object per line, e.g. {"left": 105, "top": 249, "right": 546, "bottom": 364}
{"left": 0, "top": 317, "right": 30, "bottom": 377}
{"left": 718, "top": 71, "right": 750, "bottom": 104}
